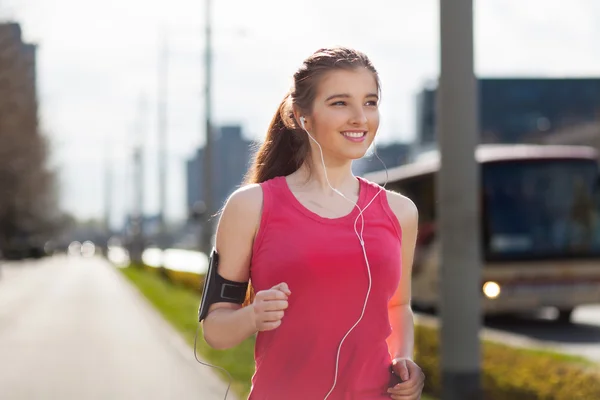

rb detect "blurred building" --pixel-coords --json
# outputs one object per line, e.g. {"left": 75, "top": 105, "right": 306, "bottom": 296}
{"left": 416, "top": 78, "right": 600, "bottom": 148}
{"left": 186, "top": 125, "right": 255, "bottom": 215}
{"left": 0, "top": 22, "right": 38, "bottom": 138}
{"left": 353, "top": 142, "right": 413, "bottom": 176}
{"left": 0, "top": 22, "right": 51, "bottom": 259}
{"left": 121, "top": 214, "right": 160, "bottom": 238}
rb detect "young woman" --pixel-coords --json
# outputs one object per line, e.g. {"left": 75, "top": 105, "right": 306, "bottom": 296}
{"left": 202, "top": 46, "right": 425, "bottom": 400}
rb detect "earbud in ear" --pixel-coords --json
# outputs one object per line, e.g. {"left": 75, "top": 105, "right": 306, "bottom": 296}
{"left": 300, "top": 116, "right": 306, "bottom": 130}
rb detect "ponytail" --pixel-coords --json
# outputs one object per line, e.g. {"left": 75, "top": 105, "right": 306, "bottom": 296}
{"left": 244, "top": 93, "right": 309, "bottom": 185}
{"left": 241, "top": 94, "right": 309, "bottom": 308}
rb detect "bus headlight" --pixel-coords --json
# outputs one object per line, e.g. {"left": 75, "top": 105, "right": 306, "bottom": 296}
{"left": 483, "top": 281, "right": 501, "bottom": 299}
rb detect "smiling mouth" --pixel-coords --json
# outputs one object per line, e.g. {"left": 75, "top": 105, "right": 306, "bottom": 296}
{"left": 341, "top": 131, "right": 367, "bottom": 138}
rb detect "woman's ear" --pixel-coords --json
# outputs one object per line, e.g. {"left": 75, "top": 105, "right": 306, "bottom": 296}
{"left": 292, "top": 108, "right": 303, "bottom": 129}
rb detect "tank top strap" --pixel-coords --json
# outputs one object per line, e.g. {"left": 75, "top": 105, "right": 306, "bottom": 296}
{"left": 259, "top": 176, "right": 288, "bottom": 209}
{"left": 357, "top": 176, "right": 383, "bottom": 205}
{"left": 358, "top": 176, "right": 403, "bottom": 241}
{"left": 252, "top": 176, "right": 285, "bottom": 254}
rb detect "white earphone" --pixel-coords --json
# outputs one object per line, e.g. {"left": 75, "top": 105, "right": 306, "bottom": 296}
{"left": 298, "top": 115, "right": 384, "bottom": 399}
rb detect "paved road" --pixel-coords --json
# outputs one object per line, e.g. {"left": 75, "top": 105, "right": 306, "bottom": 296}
{"left": 0, "top": 255, "right": 236, "bottom": 400}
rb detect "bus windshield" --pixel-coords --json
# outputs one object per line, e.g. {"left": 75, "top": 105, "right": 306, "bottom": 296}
{"left": 483, "top": 159, "right": 600, "bottom": 261}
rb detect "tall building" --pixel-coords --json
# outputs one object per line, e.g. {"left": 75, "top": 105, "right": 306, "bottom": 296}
{"left": 186, "top": 125, "right": 255, "bottom": 215}
{"left": 416, "top": 78, "right": 600, "bottom": 147}
{"left": 0, "top": 22, "right": 49, "bottom": 258}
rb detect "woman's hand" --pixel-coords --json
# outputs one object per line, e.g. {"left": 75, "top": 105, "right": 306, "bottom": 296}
{"left": 251, "top": 282, "right": 291, "bottom": 332}
{"left": 387, "top": 358, "right": 425, "bottom": 399}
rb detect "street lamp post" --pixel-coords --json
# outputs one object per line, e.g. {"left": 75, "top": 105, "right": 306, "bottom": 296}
{"left": 201, "top": 0, "right": 214, "bottom": 255}
{"left": 437, "top": 0, "right": 482, "bottom": 398}
{"left": 157, "top": 29, "right": 169, "bottom": 251}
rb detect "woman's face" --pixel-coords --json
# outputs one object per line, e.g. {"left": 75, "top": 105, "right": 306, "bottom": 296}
{"left": 303, "top": 68, "right": 380, "bottom": 164}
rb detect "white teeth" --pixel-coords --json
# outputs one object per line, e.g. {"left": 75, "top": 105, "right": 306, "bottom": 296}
{"left": 342, "top": 132, "right": 365, "bottom": 138}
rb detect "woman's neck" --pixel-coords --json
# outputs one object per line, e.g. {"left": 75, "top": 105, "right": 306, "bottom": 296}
{"left": 289, "top": 158, "right": 358, "bottom": 196}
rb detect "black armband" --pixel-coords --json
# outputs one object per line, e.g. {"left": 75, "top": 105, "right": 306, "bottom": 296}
{"left": 198, "top": 248, "right": 249, "bottom": 322}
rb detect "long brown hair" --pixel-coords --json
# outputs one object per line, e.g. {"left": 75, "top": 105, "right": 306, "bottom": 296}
{"left": 242, "top": 47, "right": 380, "bottom": 307}
{"left": 244, "top": 46, "right": 380, "bottom": 185}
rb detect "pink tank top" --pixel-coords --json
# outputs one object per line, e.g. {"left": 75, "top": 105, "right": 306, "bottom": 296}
{"left": 248, "top": 176, "right": 403, "bottom": 400}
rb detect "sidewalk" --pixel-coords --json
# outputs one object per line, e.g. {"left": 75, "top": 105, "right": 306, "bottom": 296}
{"left": 0, "top": 255, "right": 235, "bottom": 400}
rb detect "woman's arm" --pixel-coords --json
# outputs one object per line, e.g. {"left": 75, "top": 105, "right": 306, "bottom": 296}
{"left": 385, "top": 191, "right": 419, "bottom": 363}
{"left": 201, "top": 184, "right": 263, "bottom": 350}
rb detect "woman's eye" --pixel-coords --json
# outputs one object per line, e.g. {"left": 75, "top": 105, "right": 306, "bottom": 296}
{"left": 330, "top": 100, "right": 378, "bottom": 106}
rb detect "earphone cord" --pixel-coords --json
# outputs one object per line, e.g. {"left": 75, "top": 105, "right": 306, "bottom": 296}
{"left": 194, "top": 322, "right": 233, "bottom": 400}
{"left": 192, "top": 126, "right": 389, "bottom": 400}
{"left": 302, "top": 128, "right": 389, "bottom": 400}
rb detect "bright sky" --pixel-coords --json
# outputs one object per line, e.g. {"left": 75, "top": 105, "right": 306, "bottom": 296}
{"left": 5, "top": 0, "right": 600, "bottom": 227}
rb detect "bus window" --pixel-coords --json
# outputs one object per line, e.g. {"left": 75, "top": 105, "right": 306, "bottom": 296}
{"left": 482, "top": 159, "right": 600, "bottom": 261}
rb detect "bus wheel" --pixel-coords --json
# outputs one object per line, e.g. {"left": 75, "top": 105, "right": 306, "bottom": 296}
{"left": 557, "top": 308, "right": 574, "bottom": 324}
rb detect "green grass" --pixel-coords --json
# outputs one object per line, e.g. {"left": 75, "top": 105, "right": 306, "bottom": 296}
{"left": 512, "top": 345, "right": 594, "bottom": 366}
{"left": 120, "top": 266, "right": 256, "bottom": 398}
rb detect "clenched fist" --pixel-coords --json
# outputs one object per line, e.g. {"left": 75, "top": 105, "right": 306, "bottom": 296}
{"left": 251, "top": 282, "right": 291, "bottom": 332}
{"left": 388, "top": 358, "right": 425, "bottom": 399}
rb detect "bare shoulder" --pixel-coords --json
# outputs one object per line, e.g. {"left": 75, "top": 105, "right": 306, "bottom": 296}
{"left": 214, "top": 183, "right": 264, "bottom": 283}
{"left": 222, "top": 183, "right": 264, "bottom": 219}
{"left": 216, "top": 183, "right": 264, "bottom": 256}
{"left": 385, "top": 189, "right": 419, "bottom": 229}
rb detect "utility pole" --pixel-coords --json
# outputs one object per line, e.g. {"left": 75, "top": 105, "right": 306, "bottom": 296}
{"left": 437, "top": 0, "right": 482, "bottom": 399}
{"left": 131, "top": 94, "right": 147, "bottom": 265}
{"left": 201, "top": 0, "right": 214, "bottom": 255}
{"left": 103, "top": 134, "right": 112, "bottom": 253}
{"left": 157, "top": 28, "right": 168, "bottom": 251}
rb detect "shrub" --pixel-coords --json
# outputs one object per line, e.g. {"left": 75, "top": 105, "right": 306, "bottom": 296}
{"left": 415, "top": 324, "right": 600, "bottom": 400}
